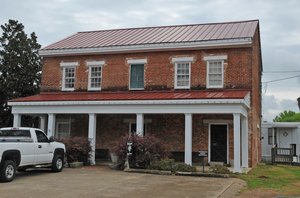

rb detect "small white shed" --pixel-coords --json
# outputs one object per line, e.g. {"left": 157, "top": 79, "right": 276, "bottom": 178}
{"left": 261, "top": 122, "right": 300, "bottom": 162}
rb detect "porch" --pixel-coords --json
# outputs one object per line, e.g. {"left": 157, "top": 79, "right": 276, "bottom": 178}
{"left": 8, "top": 90, "right": 250, "bottom": 173}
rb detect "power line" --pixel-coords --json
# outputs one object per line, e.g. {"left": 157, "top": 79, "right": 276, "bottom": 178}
{"left": 262, "top": 74, "right": 300, "bottom": 83}
{"left": 263, "top": 70, "right": 300, "bottom": 73}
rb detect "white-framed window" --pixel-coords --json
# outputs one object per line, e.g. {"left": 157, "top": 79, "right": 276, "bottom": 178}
{"left": 87, "top": 61, "right": 104, "bottom": 91}
{"left": 204, "top": 55, "right": 227, "bottom": 88}
{"left": 60, "top": 62, "right": 79, "bottom": 91}
{"left": 175, "top": 62, "right": 191, "bottom": 89}
{"left": 128, "top": 59, "right": 147, "bottom": 90}
{"left": 55, "top": 119, "right": 71, "bottom": 139}
{"left": 172, "top": 57, "right": 193, "bottom": 89}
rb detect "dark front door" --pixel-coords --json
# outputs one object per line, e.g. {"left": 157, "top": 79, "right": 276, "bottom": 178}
{"left": 210, "top": 125, "right": 227, "bottom": 163}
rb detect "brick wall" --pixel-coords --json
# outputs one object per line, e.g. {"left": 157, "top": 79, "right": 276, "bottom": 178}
{"left": 248, "top": 28, "right": 263, "bottom": 167}
{"left": 41, "top": 48, "right": 252, "bottom": 92}
{"left": 42, "top": 37, "right": 262, "bottom": 167}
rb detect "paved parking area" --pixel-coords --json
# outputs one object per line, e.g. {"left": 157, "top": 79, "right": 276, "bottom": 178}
{"left": 0, "top": 166, "right": 245, "bottom": 198}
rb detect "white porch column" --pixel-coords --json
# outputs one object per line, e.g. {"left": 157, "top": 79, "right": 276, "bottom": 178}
{"left": 184, "top": 113, "right": 192, "bottom": 165}
{"left": 88, "top": 113, "right": 97, "bottom": 165}
{"left": 233, "top": 113, "right": 241, "bottom": 173}
{"left": 39, "top": 116, "right": 46, "bottom": 132}
{"left": 47, "top": 114, "right": 56, "bottom": 137}
{"left": 272, "top": 128, "right": 275, "bottom": 146}
{"left": 13, "top": 114, "right": 21, "bottom": 127}
{"left": 136, "top": 113, "right": 144, "bottom": 136}
{"left": 241, "top": 116, "right": 249, "bottom": 168}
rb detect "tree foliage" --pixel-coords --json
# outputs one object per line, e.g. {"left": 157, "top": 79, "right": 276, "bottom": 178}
{"left": 273, "top": 110, "right": 300, "bottom": 122}
{"left": 0, "top": 20, "right": 41, "bottom": 127}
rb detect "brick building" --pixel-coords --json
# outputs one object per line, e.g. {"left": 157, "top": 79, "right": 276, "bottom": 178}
{"left": 9, "top": 20, "right": 262, "bottom": 172}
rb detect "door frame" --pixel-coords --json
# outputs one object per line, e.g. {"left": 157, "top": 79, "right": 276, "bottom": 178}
{"left": 208, "top": 123, "right": 229, "bottom": 164}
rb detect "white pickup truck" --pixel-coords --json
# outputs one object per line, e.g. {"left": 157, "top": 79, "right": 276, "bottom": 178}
{"left": 0, "top": 127, "right": 66, "bottom": 182}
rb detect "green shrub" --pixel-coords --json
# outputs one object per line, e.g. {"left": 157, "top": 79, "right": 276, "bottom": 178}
{"left": 209, "top": 165, "right": 230, "bottom": 174}
{"left": 114, "top": 134, "right": 170, "bottom": 169}
{"left": 149, "top": 159, "right": 196, "bottom": 172}
{"left": 58, "top": 136, "right": 92, "bottom": 165}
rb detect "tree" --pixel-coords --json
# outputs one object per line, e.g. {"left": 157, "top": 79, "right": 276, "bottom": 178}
{"left": 0, "top": 20, "right": 41, "bottom": 127}
{"left": 273, "top": 110, "right": 300, "bottom": 122}
{"left": 297, "top": 97, "right": 300, "bottom": 111}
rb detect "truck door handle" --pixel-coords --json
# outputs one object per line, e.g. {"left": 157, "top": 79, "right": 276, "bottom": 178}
{"left": 38, "top": 145, "right": 42, "bottom": 148}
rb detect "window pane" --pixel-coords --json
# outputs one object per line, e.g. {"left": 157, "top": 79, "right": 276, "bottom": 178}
{"left": 64, "top": 67, "right": 75, "bottom": 89}
{"left": 0, "top": 130, "right": 31, "bottom": 137}
{"left": 35, "top": 131, "right": 48, "bottom": 143}
{"left": 208, "top": 61, "right": 223, "bottom": 87}
{"left": 57, "top": 123, "right": 70, "bottom": 138}
{"left": 130, "top": 64, "right": 144, "bottom": 89}
{"left": 89, "top": 66, "right": 102, "bottom": 89}
{"left": 176, "top": 62, "right": 190, "bottom": 88}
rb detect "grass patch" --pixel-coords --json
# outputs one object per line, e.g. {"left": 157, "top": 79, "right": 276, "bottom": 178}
{"left": 238, "top": 164, "right": 300, "bottom": 195}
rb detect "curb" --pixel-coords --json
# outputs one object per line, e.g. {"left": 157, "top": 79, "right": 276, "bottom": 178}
{"left": 124, "top": 168, "right": 172, "bottom": 175}
{"left": 175, "top": 171, "right": 229, "bottom": 178}
{"left": 124, "top": 168, "right": 229, "bottom": 178}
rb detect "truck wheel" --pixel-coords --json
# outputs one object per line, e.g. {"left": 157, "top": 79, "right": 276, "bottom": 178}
{"left": 52, "top": 155, "right": 64, "bottom": 172}
{"left": 0, "top": 160, "right": 16, "bottom": 182}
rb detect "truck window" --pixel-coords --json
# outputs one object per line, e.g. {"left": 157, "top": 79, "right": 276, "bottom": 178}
{"left": 0, "top": 129, "right": 31, "bottom": 137}
{"left": 35, "top": 130, "right": 49, "bottom": 143}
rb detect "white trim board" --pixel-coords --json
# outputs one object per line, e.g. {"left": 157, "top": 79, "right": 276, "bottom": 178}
{"left": 172, "top": 57, "right": 194, "bottom": 63}
{"left": 127, "top": 59, "right": 147, "bottom": 64}
{"left": 39, "top": 38, "right": 253, "bottom": 57}
{"left": 60, "top": 62, "right": 79, "bottom": 67}
{"left": 10, "top": 103, "right": 248, "bottom": 118}
{"left": 86, "top": 60, "right": 105, "bottom": 66}
{"left": 9, "top": 98, "right": 249, "bottom": 106}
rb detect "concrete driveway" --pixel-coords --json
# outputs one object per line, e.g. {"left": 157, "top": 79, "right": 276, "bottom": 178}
{"left": 0, "top": 166, "right": 245, "bottom": 198}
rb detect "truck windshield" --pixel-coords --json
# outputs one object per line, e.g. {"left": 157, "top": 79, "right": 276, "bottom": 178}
{"left": 0, "top": 130, "right": 31, "bottom": 138}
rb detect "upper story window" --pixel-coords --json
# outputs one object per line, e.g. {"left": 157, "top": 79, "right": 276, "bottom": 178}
{"left": 87, "top": 61, "right": 105, "bottom": 91}
{"left": 204, "top": 55, "right": 227, "bottom": 88}
{"left": 172, "top": 57, "right": 193, "bottom": 89}
{"left": 60, "top": 62, "right": 79, "bottom": 91}
{"left": 128, "top": 59, "right": 147, "bottom": 90}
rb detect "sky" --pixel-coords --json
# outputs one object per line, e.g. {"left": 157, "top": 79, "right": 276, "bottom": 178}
{"left": 1, "top": 0, "right": 300, "bottom": 121}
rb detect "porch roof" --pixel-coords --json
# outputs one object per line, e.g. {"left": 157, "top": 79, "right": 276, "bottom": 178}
{"left": 10, "top": 90, "right": 250, "bottom": 102}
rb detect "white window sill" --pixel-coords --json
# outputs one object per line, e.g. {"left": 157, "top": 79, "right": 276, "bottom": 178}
{"left": 129, "top": 88, "right": 144, "bottom": 91}
{"left": 62, "top": 88, "right": 75, "bottom": 91}
{"left": 88, "top": 88, "right": 101, "bottom": 91}
{"left": 206, "top": 85, "right": 223, "bottom": 89}
{"left": 175, "top": 86, "right": 191, "bottom": 89}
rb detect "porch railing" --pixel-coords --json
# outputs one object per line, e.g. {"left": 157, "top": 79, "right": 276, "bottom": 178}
{"left": 271, "top": 147, "right": 293, "bottom": 165}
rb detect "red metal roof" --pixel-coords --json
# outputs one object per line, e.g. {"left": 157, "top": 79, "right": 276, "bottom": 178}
{"left": 42, "top": 20, "right": 258, "bottom": 51}
{"left": 10, "top": 90, "right": 249, "bottom": 102}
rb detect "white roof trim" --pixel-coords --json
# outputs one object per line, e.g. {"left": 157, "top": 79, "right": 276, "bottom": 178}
{"left": 8, "top": 98, "right": 249, "bottom": 107}
{"left": 262, "top": 122, "right": 300, "bottom": 128}
{"left": 172, "top": 57, "right": 194, "bottom": 63}
{"left": 39, "top": 38, "right": 252, "bottom": 57}
{"left": 86, "top": 60, "right": 105, "bottom": 66}
{"left": 203, "top": 55, "right": 228, "bottom": 61}
{"left": 60, "top": 62, "right": 79, "bottom": 67}
{"left": 127, "top": 59, "right": 147, "bottom": 64}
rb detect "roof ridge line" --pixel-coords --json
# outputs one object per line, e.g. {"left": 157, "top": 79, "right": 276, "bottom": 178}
{"left": 77, "top": 19, "right": 259, "bottom": 34}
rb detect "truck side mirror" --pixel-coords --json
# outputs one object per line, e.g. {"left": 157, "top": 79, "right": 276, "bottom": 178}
{"left": 49, "top": 136, "right": 55, "bottom": 142}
